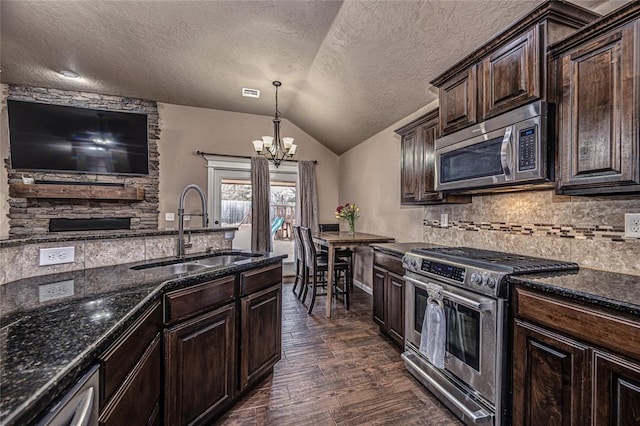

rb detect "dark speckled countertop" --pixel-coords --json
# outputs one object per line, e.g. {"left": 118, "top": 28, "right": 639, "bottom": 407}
{"left": 509, "top": 268, "right": 640, "bottom": 316}
{"left": 0, "top": 251, "right": 286, "bottom": 426}
{"left": 370, "top": 242, "right": 443, "bottom": 257}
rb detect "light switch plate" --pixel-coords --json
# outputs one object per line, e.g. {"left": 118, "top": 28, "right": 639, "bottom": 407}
{"left": 39, "top": 247, "right": 75, "bottom": 266}
{"left": 39, "top": 280, "right": 74, "bottom": 302}
{"left": 440, "top": 213, "right": 449, "bottom": 228}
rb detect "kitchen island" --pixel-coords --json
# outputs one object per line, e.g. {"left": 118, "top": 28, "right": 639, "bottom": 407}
{"left": 0, "top": 250, "right": 286, "bottom": 426}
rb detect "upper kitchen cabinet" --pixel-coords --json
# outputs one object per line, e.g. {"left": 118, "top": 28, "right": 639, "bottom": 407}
{"left": 431, "top": 1, "right": 599, "bottom": 137}
{"left": 395, "top": 109, "right": 470, "bottom": 205}
{"left": 551, "top": 2, "right": 640, "bottom": 195}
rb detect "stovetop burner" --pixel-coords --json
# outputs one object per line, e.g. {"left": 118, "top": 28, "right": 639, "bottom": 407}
{"left": 411, "top": 247, "right": 579, "bottom": 274}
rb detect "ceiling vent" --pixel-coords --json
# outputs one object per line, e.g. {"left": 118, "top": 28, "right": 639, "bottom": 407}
{"left": 242, "top": 88, "right": 260, "bottom": 98}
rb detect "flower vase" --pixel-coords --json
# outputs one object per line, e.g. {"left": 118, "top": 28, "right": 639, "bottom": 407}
{"left": 348, "top": 219, "right": 356, "bottom": 235}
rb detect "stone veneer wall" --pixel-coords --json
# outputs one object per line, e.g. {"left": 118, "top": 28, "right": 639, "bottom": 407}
{"left": 423, "top": 190, "right": 640, "bottom": 276}
{"left": 0, "top": 232, "right": 232, "bottom": 286}
{"left": 3, "top": 85, "right": 160, "bottom": 237}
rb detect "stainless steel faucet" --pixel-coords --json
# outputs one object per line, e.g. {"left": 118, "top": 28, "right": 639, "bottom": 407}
{"left": 178, "top": 184, "right": 208, "bottom": 258}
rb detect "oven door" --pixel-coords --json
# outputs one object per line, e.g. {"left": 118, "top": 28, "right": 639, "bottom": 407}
{"left": 404, "top": 274, "right": 497, "bottom": 404}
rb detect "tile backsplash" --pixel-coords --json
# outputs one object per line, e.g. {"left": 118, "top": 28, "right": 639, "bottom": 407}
{"left": 423, "top": 190, "right": 640, "bottom": 276}
{"left": 0, "top": 232, "right": 231, "bottom": 285}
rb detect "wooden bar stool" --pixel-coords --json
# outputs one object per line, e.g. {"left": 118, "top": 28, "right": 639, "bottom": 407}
{"left": 292, "top": 225, "right": 306, "bottom": 299}
{"left": 300, "top": 226, "right": 351, "bottom": 313}
{"left": 319, "top": 223, "right": 354, "bottom": 289}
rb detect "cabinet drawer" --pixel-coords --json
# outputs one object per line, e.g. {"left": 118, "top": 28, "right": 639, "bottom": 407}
{"left": 100, "top": 301, "right": 162, "bottom": 405}
{"left": 99, "top": 335, "right": 162, "bottom": 426}
{"left": 373, "top": 252, "right": 404, "bottom": 276}
{"left": 514, "top": 287, "right": 640, "bottom": 360}
{"left": 165, "top": 275, "right": 236, "bottom": 325}
{"left": 240, "top": 263, "right": 282, "bottom": 296}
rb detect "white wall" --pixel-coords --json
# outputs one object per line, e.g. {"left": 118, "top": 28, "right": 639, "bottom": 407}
{"left": 338, "top": 99, "right": 439, "bottom": 241}
{"left": 157, "top": 103, "right": 340, "bottom": 228}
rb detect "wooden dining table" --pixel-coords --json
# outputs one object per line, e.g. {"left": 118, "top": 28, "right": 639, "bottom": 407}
{"left": 312, "top": 231, "right": 395, "bottom": 318}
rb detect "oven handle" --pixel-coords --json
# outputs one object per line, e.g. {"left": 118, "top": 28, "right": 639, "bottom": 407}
{"left": 500, "top": 126, "right": 513, "bottom": 178}
{"left": 404, "top": 275, "right": 495, "bottom": 312}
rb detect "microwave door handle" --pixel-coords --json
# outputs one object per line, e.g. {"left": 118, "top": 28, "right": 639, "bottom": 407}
{"left": 500, "top": 126, "right": 513, "bottom": 178}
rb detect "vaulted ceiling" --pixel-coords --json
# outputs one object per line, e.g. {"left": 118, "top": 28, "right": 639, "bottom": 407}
{"left": 0, "top": 0, "right": 626, "bottom": 154}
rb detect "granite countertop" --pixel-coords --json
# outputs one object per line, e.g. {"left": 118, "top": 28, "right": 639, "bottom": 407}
{"left": 0, "top": 250, "right": 286, "bottom": 426}
{"left": 0, "top": 226, "right": 238, "bottom": 248}
{"left": 509, "top": 268, "right": 640, "bottom": 316}
{"left": 370, "top": 242, "right": 443, "bottom": 257}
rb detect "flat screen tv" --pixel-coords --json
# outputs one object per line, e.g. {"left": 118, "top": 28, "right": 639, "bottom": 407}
{"left": 7, "top": 100, "right": 149, "bottom": 175}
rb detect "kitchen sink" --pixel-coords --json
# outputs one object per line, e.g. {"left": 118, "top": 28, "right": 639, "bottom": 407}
{"left": 193, "top": 255, "right": 257, "bottom": 267}
{"left": 131, "top": 252, "right": 262, "bottom": 274}
{"left": 136, "top": 262, "right": 208, "bottom": 274}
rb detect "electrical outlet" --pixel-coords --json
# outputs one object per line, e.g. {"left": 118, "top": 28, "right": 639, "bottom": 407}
{"left": 440, "top": 213, "right": 449, "bottom": 227}
{"left": 39, "top": 280, "right": 74, "bottom": 302}
{"left": 165, "top": 212, "right": 175, "bottom": 221}
{"left": 183, "top": 214, "right": 191, "bottom": 221}
{"left": 625, "top": 213, "right": 640, "bottom": 238}
{"left": 39, "top": 247, "right": 75, "bottom": 266}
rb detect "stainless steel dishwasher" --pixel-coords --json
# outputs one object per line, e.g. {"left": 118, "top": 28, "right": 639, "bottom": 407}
{"left": 38, "top": 365, "right": 99, "bottom": 426}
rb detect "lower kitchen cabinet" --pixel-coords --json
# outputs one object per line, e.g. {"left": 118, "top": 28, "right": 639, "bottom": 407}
{"left": 165, "top": 304, "right": 236, "bottom": 425}
{"left": 98, "top": 301, "right": 163, "bottom": 426}
{"left": 163, "top": 262, "right": 283, "bottom": 425}
{"left": 373, "top": 251, "right": 405, "bottom": 348}
{"left": 512, "top": 286, "right": 640, "bottom": 425}
{"left": 240, "top": 284, "right": 282, "bottom": 391}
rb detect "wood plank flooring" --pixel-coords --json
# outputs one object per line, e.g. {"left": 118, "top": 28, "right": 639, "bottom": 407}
{"left": 217, "top": 282, "right": 463, "bottom": 425}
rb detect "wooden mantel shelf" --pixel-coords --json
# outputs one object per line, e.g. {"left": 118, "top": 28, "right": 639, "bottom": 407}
{"left": 9, "top": 183, "right": 145, "bottom": 201}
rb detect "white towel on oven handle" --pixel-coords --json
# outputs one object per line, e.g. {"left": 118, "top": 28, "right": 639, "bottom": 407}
{"left": 419, "top": 282, "right": 446, "bottom": 369}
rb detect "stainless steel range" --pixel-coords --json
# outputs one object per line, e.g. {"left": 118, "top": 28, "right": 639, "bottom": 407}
{"left": 402, "top": 247, "right": 578, "bottom": 425}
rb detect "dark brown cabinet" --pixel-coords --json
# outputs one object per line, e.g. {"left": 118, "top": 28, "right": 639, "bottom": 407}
{"left": 98, "top": 301, "right": 162, "bottom": 426}
{"left": 373, "top": 251, "right": 405, "bottom": 348}
{"left": 431, "top": 1, "right": 598, "bottom": 136}
{"left": 513, "top": 319, "right": 590, "bottom": 425}
{"left": 395, "top": 109, "right": 470, "bottom": 205}
{"left": 240, "top": 284, "right": 282, "bottom": 391}
{"left": 552, "top": 3, "right": 640, "bottom": 195}
{"left": 439, "top": 67, "right": 477, "bottom": 135}
{"left": 480, "top": 27, "right": 539, "bottom": 121}
{"left": 512, "top": 285, "right": 640, "bottom": 425}
{"left": 162, "top": 263, "right": 283, "bottom": 425}
{"left": 165, "top": 304, "right": 236, "bottom": 425}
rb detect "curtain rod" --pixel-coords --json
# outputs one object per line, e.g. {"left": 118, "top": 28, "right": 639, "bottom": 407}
{"left": 195, "top": 151, "right": 317, "bottom": 165}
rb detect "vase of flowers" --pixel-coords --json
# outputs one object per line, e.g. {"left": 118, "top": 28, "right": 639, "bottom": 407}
{"left": 335, "top": 203, "right": 360, "bottom": 235}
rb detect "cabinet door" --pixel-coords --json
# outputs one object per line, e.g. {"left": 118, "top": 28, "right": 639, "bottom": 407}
{"left": 593, "top": 351, "right": 640, "bottom": 425}
{"left": 240, "top": 284, "right": 282, "bottom": 391}
{"left": 439, "top": 66, "right": 477, "bottom": 135}
{"left": 400, "top": 130, "right": 420, "bottom": 203}
{"left": 99, "top": 335, "right": 162, "bottom": 426}
{"left": 557, "top": 21, "right": 640, "bottom": 194}
{"left": 417, "top": 119, "right": 440, "bottom": 202}
{"left": 385, "top": 271, "right": 404, "bottom": 347}
{"left": 481, "top": 27, "right": 540, "bottom": 120}
{"left": 165, "top": 304, "right": 236, "bottom": 426}
{"left": 513, "top": 319, "right": 590, "bottom": 426}
{"left": 372, "top": 266, "right": 386, "bottom": 328}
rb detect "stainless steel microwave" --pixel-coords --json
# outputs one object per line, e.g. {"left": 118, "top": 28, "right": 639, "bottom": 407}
{"left": 435, "top": 101, "right": 553, "bottom": 193}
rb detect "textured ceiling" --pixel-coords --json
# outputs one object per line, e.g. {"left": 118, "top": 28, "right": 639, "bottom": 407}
{"left": 0, "top": 0, "right": 627, "bottom": 154}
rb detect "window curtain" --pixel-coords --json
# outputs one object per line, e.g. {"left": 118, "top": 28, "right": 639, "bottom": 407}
{"left": 296, "top": 160, "right": 319, "bottom": 233}
{"left": 251, "top": 157, "right": 272, "bottom": 252}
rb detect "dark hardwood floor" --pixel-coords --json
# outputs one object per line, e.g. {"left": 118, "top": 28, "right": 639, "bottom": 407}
{"left": 217, "top": 281, "right": 462, "bottom": 425}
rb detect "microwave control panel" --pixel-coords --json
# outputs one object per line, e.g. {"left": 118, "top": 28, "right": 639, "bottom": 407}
{"left": 518, "top": 127, "right": 537, "bottom": 171}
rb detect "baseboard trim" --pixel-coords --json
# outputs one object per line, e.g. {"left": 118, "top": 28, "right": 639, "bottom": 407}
{"left": 353, "top": 279, "right": 373, "bottom": 295}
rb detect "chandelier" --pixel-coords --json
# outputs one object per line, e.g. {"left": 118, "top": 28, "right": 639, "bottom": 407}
{"left": 252, "top": 81, "right": 297, "bottom": 168}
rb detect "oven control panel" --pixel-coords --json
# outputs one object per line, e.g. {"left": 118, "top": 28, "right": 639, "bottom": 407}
{"left": 420, "top": 260, "right": 465, "bottom": 282}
